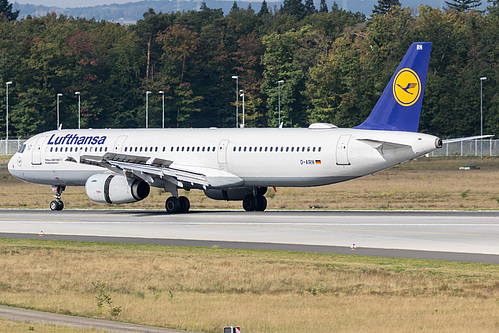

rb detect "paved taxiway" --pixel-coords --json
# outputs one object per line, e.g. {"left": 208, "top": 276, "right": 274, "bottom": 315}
{"left": 1, "top": 209, "right": 498, "bottom": 263}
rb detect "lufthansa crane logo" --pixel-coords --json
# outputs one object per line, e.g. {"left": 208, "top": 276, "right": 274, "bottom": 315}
{"left": 393, "top": 68, "right": 421, "bottom": 107}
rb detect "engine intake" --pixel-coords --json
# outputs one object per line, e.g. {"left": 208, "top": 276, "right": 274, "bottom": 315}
{"left": 85, "top": 174, "right": 150, "bottom": 204}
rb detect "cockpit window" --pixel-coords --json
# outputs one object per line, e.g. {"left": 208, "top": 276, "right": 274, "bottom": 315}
{"left": 18, "top": 144, "right": 26, "bottom": 153}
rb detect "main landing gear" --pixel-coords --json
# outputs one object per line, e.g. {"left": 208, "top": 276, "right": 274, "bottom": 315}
{"left": 242, "top": 194, "right": 267, "bottom": 211}
{"left": 165, "top": 196, "right": 190, "bottom": 214}
{"left": 50, "top": 185, "right": 65, "bottom": 211}
{"left": 242, "top": 187, "right": 268, "bottom": 211}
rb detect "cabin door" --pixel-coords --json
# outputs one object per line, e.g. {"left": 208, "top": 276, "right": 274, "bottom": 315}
{"left": 31, "top": 136, "right": 46, "bottom": 165}
{"left": 336, "top": 135, "right": 351, "bottom": 165}
{"left": 217, "top": 139, "right": 230, "bottom": 167}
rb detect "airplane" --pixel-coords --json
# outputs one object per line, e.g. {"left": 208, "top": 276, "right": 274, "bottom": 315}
{"left": 7, "top": 42, "right": 490, "bottom": 213}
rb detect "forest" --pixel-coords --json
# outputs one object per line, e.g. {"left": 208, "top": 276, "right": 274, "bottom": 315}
{"left": 0, "top": 0, "right": 498, "bottom": 139}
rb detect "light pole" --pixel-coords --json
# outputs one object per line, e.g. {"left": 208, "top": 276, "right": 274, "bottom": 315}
{"left": 239, "top": 89, "right": 245, "bottom": 128}
{"left": 278, "top": 80, "right": 284, "bottom": 127}
{"left": 159, "top": 91, "right": 165, "bottom": 128}
{"left": 5, "top": 81, "right": 12, "bottom": 156}
{"left": 56, "top": 93, "right": 62, "bottom": 129}
{"left": 75, "top": 92, "right": 80, "bottom": 129}
{"left": 480, "top": 77, "right": 487, "bottom": 158}
{"left": 232, "top": 76, "right": 238, "bottom": 128}
{"left": 145, "top": 91, "right": 151, "bottom": 129}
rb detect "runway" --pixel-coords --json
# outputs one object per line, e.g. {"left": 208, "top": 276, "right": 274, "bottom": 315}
{"left": 0, "top": 209, "right": 498, "bottom": 263}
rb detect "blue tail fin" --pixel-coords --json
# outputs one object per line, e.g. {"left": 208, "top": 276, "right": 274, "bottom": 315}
{"left": 355, "top": 42, "right": 432, "bottom": 132}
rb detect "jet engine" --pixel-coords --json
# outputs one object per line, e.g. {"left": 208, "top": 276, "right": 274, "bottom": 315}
{"left": 85, "top": 174, "right": 150, "bottom": 204}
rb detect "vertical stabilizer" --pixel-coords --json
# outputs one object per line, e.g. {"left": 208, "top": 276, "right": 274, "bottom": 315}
{"left": 355, "top": 42, "right": 432, "bottom": 132}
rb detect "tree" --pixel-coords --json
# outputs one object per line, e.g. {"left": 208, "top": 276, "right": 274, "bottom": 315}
{"left": 304, "top": 0, "right": 316, "bottom": 16}
{"left": 0, "top": 0, "right": 19, "bottom": 21}
{"left": 319, "top": 0, "right": 328, "bottom": 13}
{"left": 258, "top": 0, "right": 270, "bottom": 17}
{"left": 281, "top": 0, "right": 306, "bottom": 20}
{"left": 372, "top": 0, "right": 401, "bottom": 15}
{"left": 445, "top": 0, "right": 482, "bottom": 11}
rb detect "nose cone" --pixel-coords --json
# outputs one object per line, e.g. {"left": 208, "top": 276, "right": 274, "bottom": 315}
{"left": 8, "top": 153, "right": 23, "bottom": 180}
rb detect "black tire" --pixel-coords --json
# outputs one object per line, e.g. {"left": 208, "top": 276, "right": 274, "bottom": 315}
{"left": 165, "top": 197, "right": 181, "bottom": 214}
{"left": 243, "top": 195, "right": 258, "bottom": 211}
{"left": 179, "top": 196, "right": 190, "bottom": 213}
{"left": 57, "top": 201, "right": 64, "bottom": 210}
{"left": 50, "top": 200, "right": 59, "bottom": 211}
{"left": 255, "top": 195, "right": 267, "bottom": 211}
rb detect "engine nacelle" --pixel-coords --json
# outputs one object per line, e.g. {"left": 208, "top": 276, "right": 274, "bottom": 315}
{"left": 204, "top": 187, "right": 267, "bottom": 201}
{"left": 85, "top": 174, "right": 150, "bottom": 204}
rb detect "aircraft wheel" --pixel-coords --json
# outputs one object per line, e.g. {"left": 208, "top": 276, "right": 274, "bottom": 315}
{"left": 50, "top": 200, "right": 63, "bottom": 211}
{"left": 243, "top": 195, "right": 258, "bottom": 211}
{"left": 165, "top": 197, "right": 181, "bottom": 214}
{"left": 255, "top": 195, "right": 267, "bottom": 211}
{"left": 179, "top": 196, "right": 190, "bottom": 213}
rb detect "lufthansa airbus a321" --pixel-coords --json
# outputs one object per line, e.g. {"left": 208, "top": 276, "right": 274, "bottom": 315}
{"left": 7, "top": 42, "right": 478, "bottom": 213}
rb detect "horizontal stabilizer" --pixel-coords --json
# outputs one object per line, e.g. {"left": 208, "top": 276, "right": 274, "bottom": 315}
{"left": 443, "top": 135, "right": 494, "bottom": 144}
{"left": 357, "top": 138, "right": 411, "bottom": 150}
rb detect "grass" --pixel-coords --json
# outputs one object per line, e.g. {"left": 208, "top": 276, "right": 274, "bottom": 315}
{"left": 1, "top": 156, "right": 499, "bottom": 210}
{"left": 0, "top": 239, "right": 498, "bottom": 332}
{"left": 0, "top": 318, "right": 101, "bottom": 333}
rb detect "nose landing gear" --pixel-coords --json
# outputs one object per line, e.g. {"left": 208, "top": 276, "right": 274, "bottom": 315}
{"left": 50, "top": 185, "right": 65, "bottom": 211}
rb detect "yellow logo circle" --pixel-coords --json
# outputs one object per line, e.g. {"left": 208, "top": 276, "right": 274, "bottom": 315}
{"left": 393, "top": 68, "right": 421, "bottom": 107}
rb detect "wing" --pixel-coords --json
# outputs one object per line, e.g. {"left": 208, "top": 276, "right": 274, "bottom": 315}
{"left": 71, "top": 152, "right": 244, "bottom": 190}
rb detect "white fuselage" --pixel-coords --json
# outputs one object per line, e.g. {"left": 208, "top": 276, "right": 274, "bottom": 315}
{"left": 8, "top": 126, "right": 440, "bottom": 190}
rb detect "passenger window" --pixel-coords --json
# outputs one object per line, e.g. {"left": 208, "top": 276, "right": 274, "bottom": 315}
{"left": 286, "top": 147, "right": 289, "bottom": 152}
{"left": 243, "top": 147, "right": 247, "bottom": 152}
{"left": 249, "top": 147, "right": 252, "bottom": 152}
{"left": 187, "top": 147, "right": 190, "bottom": 152}
{"left": 307, "top": 147, "right": 310, "bottom": 152}
{"left": 313, "top": 147, "right": 316, "bottom": 152}
{"left": 259, "top": 147, "right": 263, "bottom": 152}
{"left": 212, "top": 147, "right": 216, "bottom": 151}
{"left": 302, "top": 147, "right": 305, "bottom": 152}
{"left": 50, "top": 147, "right": 53, "bottom": 152}
{"left": 270, "top": 147, "right": 273, "bottom": 152}
{"left": 181, "top": 147, "right": 185, "bottom": 152}
{"left": 291, "top": 147, "right": 294, "bottom": 152}
{"left": 105, "top": 147, "right": 108, "bottom": 152}
{"left": 197, "top": 147, "right": 200, "bottom": 152}
{"left": 85, "top": 147, "right": 88, "bottom": 152}
{"left": 318, "top": 147, "right": 322, "bottom": 152}
{"left": 145, "top": 147, "right": 148, "bottom": 152}
{"left": 140, "top": 147, "right": 143, "bottom": 152}
{"left": 176, "top": 147, "right": 179, "bottom": 152}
